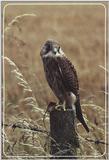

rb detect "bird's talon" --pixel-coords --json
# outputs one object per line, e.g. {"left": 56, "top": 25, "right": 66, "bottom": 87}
{"left": 55, "top": 105, "right": 65, "bottom": 111}
{"left": 63, "top": 107, "right": 67, "bottom": 112}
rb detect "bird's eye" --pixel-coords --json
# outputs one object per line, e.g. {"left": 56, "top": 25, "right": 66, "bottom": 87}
{"left": 53, "top": 47, "right": 60, "bottom": 54}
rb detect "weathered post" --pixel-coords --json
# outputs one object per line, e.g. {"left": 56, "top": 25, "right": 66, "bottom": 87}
{"left": 48, "top": 102, "right": 79, "bottom": 159}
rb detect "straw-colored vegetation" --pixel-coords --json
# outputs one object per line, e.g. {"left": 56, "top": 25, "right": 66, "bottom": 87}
{"left": 3, "top": 3, "right": 107, "bottom": 159}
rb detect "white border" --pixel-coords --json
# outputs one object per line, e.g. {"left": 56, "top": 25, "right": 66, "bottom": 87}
{"left": 2, "top": 2, "right": 107, "bottom": 159}
{"left": 107, "top": 2, "right": 109, "bottom": 160}
{"left": 0, "top": 1, "right": 2, "bottom": 160}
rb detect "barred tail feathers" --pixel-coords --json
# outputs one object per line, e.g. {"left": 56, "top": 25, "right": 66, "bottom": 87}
{"left": 75, "top": 99, "right": 89, "bottom": 132}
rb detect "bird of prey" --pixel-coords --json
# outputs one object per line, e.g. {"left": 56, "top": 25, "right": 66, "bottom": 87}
{"left": 40, "top": 39, "right": 89, "bottom": 132}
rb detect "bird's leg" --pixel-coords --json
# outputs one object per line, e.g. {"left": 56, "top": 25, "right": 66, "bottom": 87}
{"left": 55, "top": 100, "right": 66, "bottom": 111}
{"left": 72, "top": 105, "right": 76, "bottom": 119}
{"left": 63, "top": 101, "right": 66, "bottom": 111}
{"left": 71, "top": 105, "right": 79, "bottom": 135}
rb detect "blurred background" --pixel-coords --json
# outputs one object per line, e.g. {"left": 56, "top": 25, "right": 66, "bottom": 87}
{"left": 3, "top": 2, "right": 107, "bottom": 158}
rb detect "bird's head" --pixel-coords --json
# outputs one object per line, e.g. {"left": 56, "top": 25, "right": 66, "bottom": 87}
{"left": 40, "top": 39, "right": 65, "bottom": 58}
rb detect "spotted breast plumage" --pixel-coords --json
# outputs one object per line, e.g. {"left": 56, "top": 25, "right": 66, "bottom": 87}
{"left": 40, "top": 39, "right": 89, "bottom": 132}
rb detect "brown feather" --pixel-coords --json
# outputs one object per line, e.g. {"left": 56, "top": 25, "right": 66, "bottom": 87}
{"left": 57, "top": 56, "right": 89, "bottom": 132}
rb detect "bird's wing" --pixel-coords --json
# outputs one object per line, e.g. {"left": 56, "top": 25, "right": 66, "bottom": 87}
{"left": 57, "top": 56, "right": 79, "bottom": 97}
{"left": 57, "top": 56, "right": 90, "bottom": 132}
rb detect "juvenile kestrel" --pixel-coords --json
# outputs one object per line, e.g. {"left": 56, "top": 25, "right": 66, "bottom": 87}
{"left": 40, "top": 39, "right": 89, "bottom": 132}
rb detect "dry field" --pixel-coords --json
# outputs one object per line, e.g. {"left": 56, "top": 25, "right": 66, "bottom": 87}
{"left": 2, "top": 2, "right": 108, "bottom": 159}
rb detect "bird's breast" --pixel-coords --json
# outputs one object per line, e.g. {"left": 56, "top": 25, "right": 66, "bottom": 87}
{"left": 43, "top": 57, "right": 59, "bottom": 73}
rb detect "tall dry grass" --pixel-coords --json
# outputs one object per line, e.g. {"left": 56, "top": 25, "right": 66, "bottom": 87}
{"left": 2, "top": 3, "right": 107, "bottom": 159}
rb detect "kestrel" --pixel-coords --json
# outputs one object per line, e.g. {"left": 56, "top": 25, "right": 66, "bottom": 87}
{"left": 40, "top": 39, "right": 89, "bottom": 132}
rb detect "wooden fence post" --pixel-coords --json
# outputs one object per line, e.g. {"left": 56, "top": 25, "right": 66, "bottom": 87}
{"left": 48, "top": 102, "right": 79, "bottom": 159}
